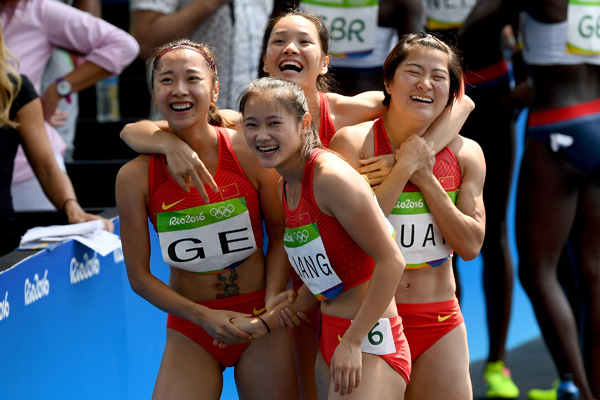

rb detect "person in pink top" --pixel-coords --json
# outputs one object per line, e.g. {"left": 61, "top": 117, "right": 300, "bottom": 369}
{"left": 0, "top": 0, "right": 139, "bottom": 212}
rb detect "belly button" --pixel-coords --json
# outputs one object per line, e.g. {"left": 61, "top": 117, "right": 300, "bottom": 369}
{"left": 405, "top": 283, "right": 411, "bottom": 289}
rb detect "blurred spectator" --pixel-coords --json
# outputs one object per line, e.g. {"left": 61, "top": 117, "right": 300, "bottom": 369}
{"left": 455, "top": 4, "right": 526, "bottom": 399}
{"left": 461, "top": 0, "right": 600, "bottom": 399}
{"left": 0, "top": 22, "right": 113, "bottom": 257}
{"left": 0, "top": 0, "right": 139, "bottom": 212}
{"left": 40, "top": 0, "right": 103, "bottom": 160}
{"left": 129, "top": 0, "right": 276, "bottom": 111}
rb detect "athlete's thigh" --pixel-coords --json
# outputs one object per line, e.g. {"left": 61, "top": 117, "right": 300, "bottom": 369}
{"left": 326, "top": 353, "right": 406, "bottom": 400}
{"left": 406, "top": 324, "right": 472, "bottom": 400}
{"left": 574, "top": 174, "right": 600, "bottom": 295}
{"left": 153, "top": 328, "right": 223, "bottom": 400}
{"left": 515, "top": 139, "right": 581, "bottom": 262}
{"left": 235, "top": 327, "right": 298, "bottom": 400}
{"left": 289, "top": 323, "right": 319, "bottom": 400}
{"left": 315, "top": 349, "right": 331, "bottom": 400}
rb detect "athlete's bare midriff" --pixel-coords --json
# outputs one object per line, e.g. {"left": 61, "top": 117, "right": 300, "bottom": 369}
{"left": 168, "top": 249, "right": 266, "bottom": 302}
{"left": 394, "top": 261, "right": 456, "bottom": 304}
{"left": 530, "top": 64, "right": 600, "bottom": 110}
{"left": 321, "top": 280, "right": 398, "bottom": 320}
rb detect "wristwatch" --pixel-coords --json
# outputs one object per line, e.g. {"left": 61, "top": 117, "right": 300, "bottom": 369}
{"left": 55, "top": 77, "right": 72, "bottom": 104}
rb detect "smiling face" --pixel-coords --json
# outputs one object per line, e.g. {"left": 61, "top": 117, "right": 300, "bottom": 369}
{"left": 242, "top": 93, "right": 310, "bottom": 171}
{"left": 385, "top": 47, "right": 450, "bottom": 125}
{"left": 262, "top": 15, "right": 329, "bottom": 91}
{"left": 152, "top": 48, "right": 218, "bottom": 133}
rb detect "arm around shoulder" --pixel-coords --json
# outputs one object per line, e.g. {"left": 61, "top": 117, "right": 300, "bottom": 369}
{"left": 423, "top": 94, "right": 475, "bottom": 153}
{"left": 328, "top": 91, "right": 386, "bottom": 130}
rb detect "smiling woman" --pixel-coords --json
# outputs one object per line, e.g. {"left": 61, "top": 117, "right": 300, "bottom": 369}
{"left": 115, "top": 39, "right": 302, "bottom": 400}
{"left": 239, "top": 76, "right": 410, "bottom": 399}
{"left": 117, "top": 12, "right": 473, "bottom": 399}
{"left": 328, "top": 33, "right": 486, "bottom": 400}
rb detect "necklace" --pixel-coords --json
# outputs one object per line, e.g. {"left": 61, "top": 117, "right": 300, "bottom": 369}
{"left": 288, "top": 154, "right": 308, "bottom": 209}
{"left": 288, "top": 168, "right": 303, "bottom": 209}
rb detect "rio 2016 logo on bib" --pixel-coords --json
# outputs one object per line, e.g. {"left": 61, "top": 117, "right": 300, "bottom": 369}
{"left": 388, "top": 190, "right": 457, "bottom": 268}
{"left": 284, "top": 223, "right": 344, "bottom": 300}
{"left": 156, "top": 198, "right": 257, "bottom": 273}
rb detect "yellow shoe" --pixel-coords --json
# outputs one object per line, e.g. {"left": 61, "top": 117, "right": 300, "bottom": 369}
{"left": 528, "top": 381, "right": 559, "bottom": 400}
{"left": 483, "top": 361, "right": 520, "bottom": 398}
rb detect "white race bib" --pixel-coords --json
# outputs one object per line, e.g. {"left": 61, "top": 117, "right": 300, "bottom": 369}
{"left": 284, "top": 223, "right": 344, "bottom": 300}
{"left": 566, "top": 0, "right": 600, "bottom": 55}
{"left": 356, "top": 318, "right": 397, "bottom": 355}
{"left": 426, "top": 0, "right": 477, "bottom": 30}
{"left": 388, "top": 191, "right": 456, "bottom": 268}
{"left": 157, "top": 198, "right": 257, "bottom": 273}
{"left": 300, "top": 0, "right": 379, "bottom": 57}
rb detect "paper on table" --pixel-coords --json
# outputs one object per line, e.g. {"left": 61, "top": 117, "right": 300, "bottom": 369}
{"left": 20, "top": 219, "right": 122, "bottom": 257}
{"left": 70, "top": 230, "right": 122, "bottom": 257}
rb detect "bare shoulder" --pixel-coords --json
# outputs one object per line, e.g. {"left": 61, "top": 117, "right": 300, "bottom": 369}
{"left": 448, "top": 136, "right": 486, "bottom": 181}
{"left": 329, "top": 120, "right": 376, "bottom": 165}
{"left": 448, "top": 135, "right": 485, "bottom": 163}
{"left": 334, "top": 119, "right": 375, "bottom": 142}
{"left": 312, "top": 151, "right": 371, "bottom": 214}
{"left": 117, "top": 155, "right": 150, "bottom": 183}
{"left": 228, "top": 127, "right": 256, "bottom": 165}
{"left": 219, "top": 108, "right": 243, "bottom": 132}
{"left": 116, "top": 155, "right": 150, "bottom": 203}
{"left": 313, "top": 151, "right": 363, "bottom": 193}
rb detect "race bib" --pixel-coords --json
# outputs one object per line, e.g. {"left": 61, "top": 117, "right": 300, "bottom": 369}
{"left": 566, "top": 0, "right": 600, "bottom": 55}
{"left": 156, "top": 198, "right": 257, "bottom": 273}
{"left": 300, "top": 0, "right": 379, "bottom": 57}
{"left": 388, "top": 191, "right": 456, "bottom": 268}
{"left": 284, "top": 223, "right": 344, "bottom": 300}
{"left": 426, "top": 0, "right": 477, "bottom": 30}
{"left": 356, "top": 318, "right": 396, "bottom": 355}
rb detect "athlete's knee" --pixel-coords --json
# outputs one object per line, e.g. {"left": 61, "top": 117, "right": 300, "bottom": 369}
{"left": 517, "top": 262, "right": 547, "bottom": 294}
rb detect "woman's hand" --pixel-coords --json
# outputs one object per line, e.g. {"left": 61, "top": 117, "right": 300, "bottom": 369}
{"left": 201, "top": 309, "right": 253, "bottom": 346}
{"left": 266, "top": 289, "right": 312, "bottom": 329}
{"left": 63, "top": 200, "right": 115, "bottom": 232}
{"left": 356, "top": 154, "right": 396, "bottom": 187}
{"left": 330, "top": 339, "right": 362, "bottom": 396}
{"left": 163, "top": 137, "right": 219, "bottom": 202}
{"left": 40, "top": 84, "right": 62, "bottom": 123}
{"left": 265, "top": 288, "right": 297, "bottom": 311}
{"left": 395, "top": 134, "right": 435, "bottom": 177}
{"left": 47, "top": 109, "right": 68, "bottom": 127}
{"left": 408, "top": 141, "right": 436, "bottom": 188}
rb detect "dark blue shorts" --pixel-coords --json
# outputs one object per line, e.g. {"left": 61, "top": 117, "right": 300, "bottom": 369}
{"left": 527, "top": 97, "right": 600, "bottom": 174}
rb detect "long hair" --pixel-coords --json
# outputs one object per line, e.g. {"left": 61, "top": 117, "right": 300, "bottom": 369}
{"left": 239, "top": 77, "right": 323, "bottom": 158}
{"left": 382, "top": 33, "right": 464, "bottom": 107}
{"left": 146, "top": 38, "right": 231, "bottom": 128}
{"left": 261, "top": 8, "right": 333, "bottom": 93}
{"left": 0, "top": 18, "right": 21, "bottom": 129}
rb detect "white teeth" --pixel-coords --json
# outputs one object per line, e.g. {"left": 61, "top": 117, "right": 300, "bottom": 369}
{"left": 171, "top": 102, "right": 193, "bottom": 110}
{"left": 258, "top": 145, "right": 278, "bottom": 153}
{"left": 279, "top": 61, "right": 302, "bottom": 72}
{"left": 411, "top": 96, "right": 433, "bottom": 103}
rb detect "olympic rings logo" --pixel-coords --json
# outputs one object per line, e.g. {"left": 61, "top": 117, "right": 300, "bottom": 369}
{"left": 210, "top": 204, "right": 235, "bottom": 219}
{"left": 293, "top": 230, "right": 310, "bottom": 243}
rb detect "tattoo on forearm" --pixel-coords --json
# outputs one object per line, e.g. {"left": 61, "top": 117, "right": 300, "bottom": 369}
{"left": 216, "top": 268, "right": 239, "bottom": 299}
